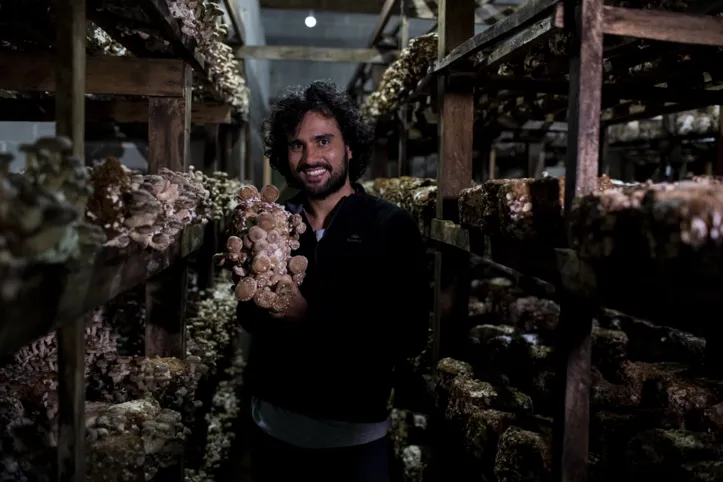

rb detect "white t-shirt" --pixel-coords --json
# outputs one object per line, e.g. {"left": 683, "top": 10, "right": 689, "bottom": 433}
{"left": 251, "top": 228, "right": 390, "bottom": 448}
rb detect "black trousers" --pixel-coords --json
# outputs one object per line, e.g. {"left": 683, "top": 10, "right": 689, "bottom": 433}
{"left": 250, "top": 424, "right": 391, "bottom": 482}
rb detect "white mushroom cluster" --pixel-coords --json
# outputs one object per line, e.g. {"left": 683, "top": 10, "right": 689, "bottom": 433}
{"left": 0, "top": 137, "right": 101, "bottom": 266}
{"left": 185, "top": 340, "right": 246, "bottom": 482}
{"left": 186, "top": 277, "right": 238, "bottom": 368}
{"left": 87, "top": 21, "right": 129, "bottom": 56}
{"left": 166, "top": 0, "right": 250, "bottom": 114}
{"left": 218, "top": 184, "right": 309, "bottom": 313}
{"left": 0, "top": 270, "right": 243, "bottom": 480}
{"left": 196, "top": 171, "right": 242, "bottom": 221}
{"left": 86, "top": 158, "right": 210, "bottom": 251}
{"left": 362, "top": 33, "right": 438, "bottom": 120}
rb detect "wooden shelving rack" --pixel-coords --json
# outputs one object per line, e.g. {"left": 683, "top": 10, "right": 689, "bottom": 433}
{"left": 359, "top": 0, "right": 723, "bottom": 480}
{"left": 0, "top": 0, "right": 246, "bottom": 479}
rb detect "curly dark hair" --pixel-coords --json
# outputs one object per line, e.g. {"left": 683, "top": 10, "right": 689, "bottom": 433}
{"left": 263, "top": 80, "right": 374, "bottom": 187}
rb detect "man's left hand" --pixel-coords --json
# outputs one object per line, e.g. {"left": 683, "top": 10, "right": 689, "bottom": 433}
{"left": 270, "top": 282, "right": 308, "bottom": 322}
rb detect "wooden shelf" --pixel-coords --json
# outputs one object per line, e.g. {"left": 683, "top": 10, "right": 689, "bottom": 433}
{"left": 0, "top": 222, "right": 206, "bottom": 358}
{"left": 428, "top": 219, "right": 557, "bottom": 298}
{"left": 87, "top": 0, "right": 224, "bottom": 101}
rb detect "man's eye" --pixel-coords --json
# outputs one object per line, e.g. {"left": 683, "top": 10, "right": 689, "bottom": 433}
{"left": 319, "top": 139, "right": 329, "bottom": 146}
{"left": 290, "top": 143, "right": 302, "bottom": 151}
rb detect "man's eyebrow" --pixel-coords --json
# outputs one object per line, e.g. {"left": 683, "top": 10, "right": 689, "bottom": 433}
{"left": 287, "top": 134, "right": 335, "bottom": 145}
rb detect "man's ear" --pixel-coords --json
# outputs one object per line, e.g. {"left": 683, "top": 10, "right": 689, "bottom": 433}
{"left": 345, "top": 145, "right": 353, "bottom": 159}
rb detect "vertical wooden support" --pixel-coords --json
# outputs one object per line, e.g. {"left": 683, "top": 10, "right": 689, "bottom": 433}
{"left": 598, "top": 126, "right": 609, "bottom": 176}
{"left": 197, "top": 125, "right": 220, "bottom": 293}
{"left": 716, "top": 105, "right": 723, "bottom": 175}
{"left": 145, "top": 63, "right": 192, "bottom": 360}
{"left": 435, "top": 0, "right": 475, "bottom": 221}
{"left": 370, "top": 139, "right": 389, "bottom": 178}
{"left": 244, "top": 123, "right": 254, "bottom": 182}
{"left": 221, "top": 123, "right": 243, "bottom": 180}
{"left": 489, "top": 144, "right": 497, "bottom": 180}
{"left": 431, "top": 0, "right": 475, "bottom": 379}
{"left": 527, "top": 142, "right": 545, "bottom": 178}
{"left": 55, "top": 0, "right": 86, "bottom": 480}
{"left": 554, "top": 0, "right": 604, "bottom": 479}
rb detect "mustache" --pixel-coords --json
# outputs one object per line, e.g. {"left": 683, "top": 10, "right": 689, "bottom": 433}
{"left": 297, "top": 163, "right": 331, "bottom": 173}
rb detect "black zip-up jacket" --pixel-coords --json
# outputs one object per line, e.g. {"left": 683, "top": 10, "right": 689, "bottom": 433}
{"left": 236, "top": 184, "right": 429, "bottom": 423}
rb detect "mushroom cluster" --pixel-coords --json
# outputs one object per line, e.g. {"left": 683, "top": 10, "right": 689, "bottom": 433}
{"left": 362, "top": 33, "right": 438, "bottom": 120}
{"left": 0, "top": 136, "right": 99, "bottom": 265}
{"left": 0, "top": 271, "right": 243, "bottom": 480}
{"left": 197, "top": 170, "right": 242, "bottom": 221}
{"left": 166, "top": 0, "right": 250, "bottom": 115}
{"left": 87, "top": 21, "right": 128, "bottom": 56}
{"left": 87, "top": 159, "right": 210, "bottom": 251}
{"left": 219, "top": 184, "right": 309, "bottom": 313}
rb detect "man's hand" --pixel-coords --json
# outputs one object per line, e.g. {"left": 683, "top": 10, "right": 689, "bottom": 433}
{"left": 270, "top": 281, "right": 308, "bottom": 322}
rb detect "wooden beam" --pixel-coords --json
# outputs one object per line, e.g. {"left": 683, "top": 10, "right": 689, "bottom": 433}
{"left": 0, "top": 52, "right": 188, "bottom": 97}
{"left": 145, "top": 63, "right": 192, "bottom": 360}
{"left": 346, "top": 0, "right": 398, "bottom": 92}
{"left": 55, "top": 0, "right": 86, "bottom": 481}
{"left": 223, "top": 0, "right": 246, "bottom": 44}
{"left": 238, "top": 45, "right": 396, "bottom": 63}
{"left": 260, "top": 0, "right": 386, "bottom": 14}
{"left": 0, "top": 98, "right": 233, "bottom": 124}
{"left": 434, "top": 0, "right": 559, "bottom": 73}
{"left": 602, "top": 6, "right": 723, "bottom": 47}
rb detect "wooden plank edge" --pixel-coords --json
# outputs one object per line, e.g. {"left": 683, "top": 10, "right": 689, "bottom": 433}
{"left": 433, "top": 0, "right": 561, "bottom": 74}
{"left": 237, "top": 45, "right": 398, "bottom": 64}
{"left": 0, "top": 52, "right": 187, "bottom": 97}
{"left": 0, "top": 98, "right": 233, "bottom": 124}
{"left": 602, "top": 6, "right": 723, "bottom": 47}
{"left": 0, "top": 222, "right": 207, "bottom": 358}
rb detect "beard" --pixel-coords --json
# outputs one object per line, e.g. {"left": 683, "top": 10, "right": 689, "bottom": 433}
{"left": 295, "top": 152, "right": 350, "bottom": 200}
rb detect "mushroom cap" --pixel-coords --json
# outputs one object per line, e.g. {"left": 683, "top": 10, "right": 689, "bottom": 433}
{"left": 288, "top": 255, "right": 308, "bottom": 275}
{"left": 260, "top": 184, "right": 280, "bottom": 203}
{"left": 226, "top": 235, "right": 243, "bottom": 253}
{"left": 235, "top": 277, "right": 257, "bottom": 302}
{"left": 34, "top": 136, "right": 73, "bottom": 152}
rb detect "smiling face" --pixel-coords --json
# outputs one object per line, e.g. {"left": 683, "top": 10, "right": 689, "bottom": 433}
{"left": 287, "top": 110, "right": 352, "bottom": 200}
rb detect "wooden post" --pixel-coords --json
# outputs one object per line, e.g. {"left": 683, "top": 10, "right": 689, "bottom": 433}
{"left": 489, "top": 144, "right": 497, "bottom": 180}
{"left": 197, "top": 125, "right": 220, "bottom": 293}
{"left": 431, "top": 0, "right": 475, "bottom": 380}
{"left": 145, "top": 63, "right": 192, "bottom": 359}
{"left": 55, "top": 0, "right": 87, "bottom": 480}
{"left": 370, "top": 139, "right": 389, "bottom": 178}
{"left": 244, "top": 122, "right": 254, "bottom": 183}
{"left": 527, "top": 142, "right": 545, "bottom": 178}
{"left": 554, "top": 0, "right": 604, "bottom": 478}
{"left": 435, "top": 0, "right": 475, "bottom": 221}
{"left": 221, "top": 123, "right": 243, "bottom": 180}
{"left": 716, "top": 105, "right": 723, "bottom": 175}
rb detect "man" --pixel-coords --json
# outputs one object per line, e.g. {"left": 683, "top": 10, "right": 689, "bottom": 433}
{"left": 237, "top": 80, "right": 429, "bottom": 482}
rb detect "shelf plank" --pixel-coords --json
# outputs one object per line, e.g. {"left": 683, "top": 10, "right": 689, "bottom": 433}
{"left": 0, "top": 98, "right": 233, "bottom": 124}
{"left": 0, "top": 222, "right": 206, "bottom": 358}
{"left": 434, "top": 0, "right": 560, "bottom": 73}
{"left": 0, "top": 52, "right": 187, "bottom": 97}
{"left": 87, "top": 0, "right": 224, "bottom": 102}
{"left": 602, "top": 6, "right": 723, "bottom": 47}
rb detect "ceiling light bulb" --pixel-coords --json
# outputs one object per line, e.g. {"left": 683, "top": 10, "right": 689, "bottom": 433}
{"left": 305, "top": 15, "right": 316, "bottom": 28}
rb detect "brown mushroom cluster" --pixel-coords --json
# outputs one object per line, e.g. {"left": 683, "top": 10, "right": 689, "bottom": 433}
{"left": 362, "top": 177, "right": 437, "bottom": 232}
{"left": 361, "top": 33, "right": 438, "bottom": 120}
{"left": 218, "top": 184, "right": 309, "bottom": 313}
{"left": 86, "top": 159, "right": 210, "bottom": 250}
{"left": 166, "top": 0, "right": 250, "bottom": 114}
